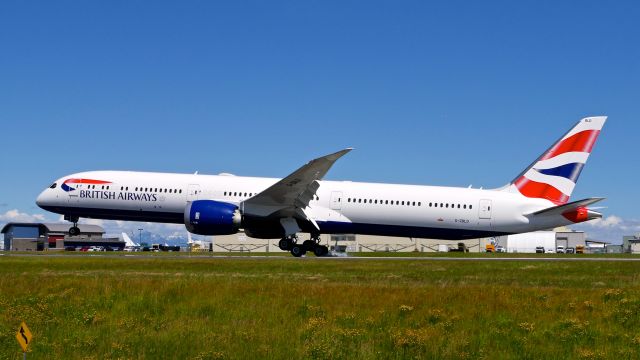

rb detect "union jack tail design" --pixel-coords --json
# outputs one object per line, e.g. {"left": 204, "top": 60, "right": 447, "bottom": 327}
{"left": 505, "top": 116, "right": 607, "bottom": 204}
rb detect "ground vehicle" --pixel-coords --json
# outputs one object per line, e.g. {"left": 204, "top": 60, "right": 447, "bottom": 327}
{"left": 556, "top": 246, "right": 565, "bottom": 253}
{"left": 485, "top": 244, "right": 495, "bottom": 253}
{"left": 576, "top": 245, "right": 584, "bottom": 254}
{"left": 545, "top": 248, "right": 555, "bottom": 253}
{"left": 535, "top": 246, "right": 545, "bottom": 253}
{"left": 496, "top": 246, "right": 506, "bottom": 253}
{"left": 566, "top": 247, "right": 575, "bottom": 254}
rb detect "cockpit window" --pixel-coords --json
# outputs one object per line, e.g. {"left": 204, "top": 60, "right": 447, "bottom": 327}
{"left": 49, "top": 183, "right": 57, "bottom": 189}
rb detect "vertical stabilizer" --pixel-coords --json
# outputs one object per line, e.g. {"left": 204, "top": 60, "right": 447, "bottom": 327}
{"left": 122, "top": 232, "right": 137, "bottom": 247}
{"left": 504, "top": 116, "right": 607, "bottom": 204}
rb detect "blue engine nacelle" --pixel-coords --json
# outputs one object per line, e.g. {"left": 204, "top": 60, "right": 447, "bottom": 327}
{"left": 184, "top": 200, "right": 241, "bottom": 235}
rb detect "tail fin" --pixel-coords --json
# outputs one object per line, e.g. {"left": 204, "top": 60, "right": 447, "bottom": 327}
{"left": 504, "top": 116, "right": 607, "bottom": 204}
{"left": 122, "top": 232, "right": 137, "bottom": 247}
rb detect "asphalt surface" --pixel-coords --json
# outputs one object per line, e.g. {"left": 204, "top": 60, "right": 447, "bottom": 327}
{"left": 2, "top": 253, "right": 640, "bottom": 261}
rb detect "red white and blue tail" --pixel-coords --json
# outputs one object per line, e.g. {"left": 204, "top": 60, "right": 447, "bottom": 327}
{"left": 504, "top": 116, "right": 607, "bottom": 205}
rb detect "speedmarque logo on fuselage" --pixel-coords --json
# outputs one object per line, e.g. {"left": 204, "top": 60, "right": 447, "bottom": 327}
{"left": 62, "top": 178, "right": 158, "bottom": 202}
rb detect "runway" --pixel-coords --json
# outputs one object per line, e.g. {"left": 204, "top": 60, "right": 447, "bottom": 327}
{"left": 3, "top": 253, "right": 640, "bottom": 261}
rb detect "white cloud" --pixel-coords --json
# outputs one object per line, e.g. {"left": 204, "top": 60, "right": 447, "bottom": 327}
{"left": 0, "top": 209, "right": 48, "bottom": 223}
{"left": 571, "top": 215, "right": 640, "bottom": 244}
{"left": 585, "top": 215, "right": 623, "bottom": 228}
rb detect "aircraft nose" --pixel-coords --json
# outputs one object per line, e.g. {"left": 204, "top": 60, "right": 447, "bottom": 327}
{"left": 36, "top": 189, "right": 49, "bottom": 208}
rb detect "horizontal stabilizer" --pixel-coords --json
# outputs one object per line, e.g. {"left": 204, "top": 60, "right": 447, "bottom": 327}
{"left": 528, "top": 197, "right": 605, "bottom": 217}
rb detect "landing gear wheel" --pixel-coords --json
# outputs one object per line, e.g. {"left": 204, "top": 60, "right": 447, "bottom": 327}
{"left": 290, "top": 245, "right": 306, "bottom": 257}
{"left": 69, "top": 226, "right": 80, "bottom": 236}
{"left": 313, "top": 245, "right": 329, "bottom": 257}
{"left": 302, "top": 240, "right": 316, "bottom": 251}
{"left": 279, "top": 238, "right": 293, "bottom": 251}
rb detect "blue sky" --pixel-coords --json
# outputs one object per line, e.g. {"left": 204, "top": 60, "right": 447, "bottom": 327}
{"left": 1, "top": 1, "right": 638, "bottom": 243}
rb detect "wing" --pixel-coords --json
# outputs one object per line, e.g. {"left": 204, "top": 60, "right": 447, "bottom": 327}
{"left": 241, "top": 148, "right": 352, "bottom": 225}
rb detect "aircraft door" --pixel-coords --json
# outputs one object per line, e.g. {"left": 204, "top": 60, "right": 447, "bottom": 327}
{"left": 67, "top": 183, "right": 82, "bottom": 204}
{"left": 187, "top": 184, "right": 201, "bottom": 201}
{"left": 330, "top": 191, "right": 343, "bottom": 210}
{"left": 479, "top": 199, "right": 492, "bottom": 219}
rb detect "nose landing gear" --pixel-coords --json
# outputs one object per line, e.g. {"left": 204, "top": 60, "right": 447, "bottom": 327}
{"left": 65, "top": 215, "right": 81, "bottom": 236}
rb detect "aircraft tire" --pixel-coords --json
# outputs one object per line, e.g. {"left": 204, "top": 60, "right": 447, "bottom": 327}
{"left": 313, "top": 245, "right": 329, "bottom": 257}
{"left": 302, "top": 240, "right": 316, "bottom": 251}
{"left": 278, "top": 238, "right": 292, "bottom": 251}
{"left": 290, "top": 245, "right": 306, "bottom": 257}
{"left": 69, "top": 226, "right": 80, "bottom": 236}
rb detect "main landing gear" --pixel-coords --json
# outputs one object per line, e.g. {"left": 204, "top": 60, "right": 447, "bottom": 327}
{"left": 278, "top": 235, "right": 329, "bottom": 257}
{"left": 65, "top": 215, "right": 81, "bottom": 236}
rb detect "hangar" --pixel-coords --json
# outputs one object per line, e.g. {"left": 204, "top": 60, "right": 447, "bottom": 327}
{"left": 199, "top": 232, "right": 493, "bottom": 253}
{"left": 1, "top": 223, "right": 124, "bottom": 251}
{"left": 203, "top": 229, "right": 594, "bottom": 254}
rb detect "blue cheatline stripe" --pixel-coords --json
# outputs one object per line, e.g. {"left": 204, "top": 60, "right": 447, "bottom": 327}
{"left": 535, "top": 163, "right": 585, "bottom": 183}
{"left": 39, "top": 205, "right": 511, "bottom": 241}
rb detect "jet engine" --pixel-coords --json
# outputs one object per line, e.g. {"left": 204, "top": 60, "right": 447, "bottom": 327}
{"left": 184, "top": 200, "right": 241, "bottom": 235}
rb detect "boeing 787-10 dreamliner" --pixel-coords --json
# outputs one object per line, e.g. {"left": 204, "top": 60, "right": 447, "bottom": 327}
{"left": 37, "top": 116, "right": 606, "bottom": 256}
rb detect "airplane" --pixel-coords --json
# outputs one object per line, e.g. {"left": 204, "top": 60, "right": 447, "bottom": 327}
{"left": 36, "top": 116, "right": 607, "bottom": 257}
{"left": 121, "top": 232, "right": 140, "bottom": 251}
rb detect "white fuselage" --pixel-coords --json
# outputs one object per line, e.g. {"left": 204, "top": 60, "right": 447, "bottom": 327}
{"left": 36, "top": 170, "right": 571, "bottom": 240}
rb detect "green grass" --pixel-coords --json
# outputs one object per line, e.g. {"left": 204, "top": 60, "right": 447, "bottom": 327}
{"left": 1, "top": 255, "right": 640, "bottom": 359}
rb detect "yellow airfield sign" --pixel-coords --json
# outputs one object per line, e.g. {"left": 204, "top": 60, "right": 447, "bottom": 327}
{"left": 16, "top": 322, "right": 32, "bottom": 352}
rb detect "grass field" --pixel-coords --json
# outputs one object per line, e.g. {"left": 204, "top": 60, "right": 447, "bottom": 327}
{"left": 1, "top": 254, "right": 640, "bottom": 359}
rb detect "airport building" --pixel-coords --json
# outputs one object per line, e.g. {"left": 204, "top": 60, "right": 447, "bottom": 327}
{"left": 191, "top": 232, "right": 491, "bottom": 253}
{"left": 622, "top": 235, "right": 640, "bottom": 254}
{"left": 1, "top": 223, "right": 124, "bottom": 251}
{"left": 493, "top": 230, "right": 587, "bottom": 253}
{"left": 204, "top": 229, "right": 601, "bottom": 254}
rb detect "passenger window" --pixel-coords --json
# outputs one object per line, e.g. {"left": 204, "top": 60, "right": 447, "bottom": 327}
{"left": 412, "top": 202, "right": 415, "bottom": 206}
{"left": 469, "top": 205, "right": 473, "bottom": 209}
{"left": 418, "top": 202, "right": 421, "bottom": 206}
